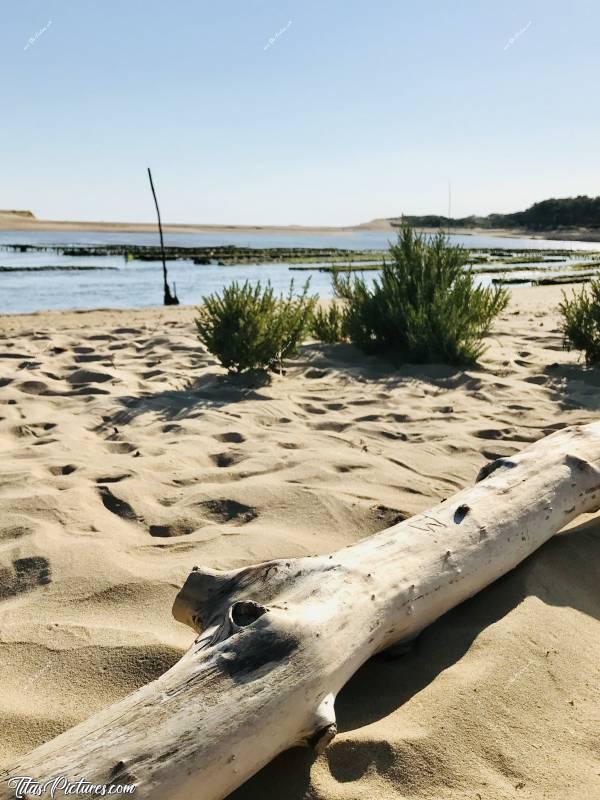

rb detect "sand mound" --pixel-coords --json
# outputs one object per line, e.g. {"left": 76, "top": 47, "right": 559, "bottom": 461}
{"left": 0, "top": 287, "right": 598, "bottom": 798}
{"left": 0, "top": 210, "right": 35, "bottom": 219}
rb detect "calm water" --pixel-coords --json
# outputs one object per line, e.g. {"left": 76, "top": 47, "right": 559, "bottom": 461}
{"left": 1, "top": 229, "right": 598, "bottom": 314}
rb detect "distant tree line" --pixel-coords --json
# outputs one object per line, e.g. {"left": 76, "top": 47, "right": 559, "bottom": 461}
{"left": 401, "top": 195, "right": 600, "bottom": 231}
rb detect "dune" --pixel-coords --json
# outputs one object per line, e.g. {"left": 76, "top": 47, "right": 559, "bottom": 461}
{"left": 0, "top": 210, "right": 35, "bottom": 218}
{"left": 0, "top": 285, "right": 598, "bottom": 798}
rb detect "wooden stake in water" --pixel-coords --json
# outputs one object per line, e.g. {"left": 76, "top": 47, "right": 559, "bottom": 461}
{"left": 147, "top": 167, "right": 179, "bottom": 306}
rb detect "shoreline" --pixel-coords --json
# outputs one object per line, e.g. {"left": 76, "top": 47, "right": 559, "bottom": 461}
{"left": 0, "top": 284, "right": 568, "bottom": 327}
{"left": 0, "top": 215, "right": 363, "bottom": 236}
{"left": 1, "top": 213, "right": 600, "bottom": 243}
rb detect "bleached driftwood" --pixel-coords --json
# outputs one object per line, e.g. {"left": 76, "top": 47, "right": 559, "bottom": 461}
{"left": 2, "top": 422, "right": 600, "bottom": 800}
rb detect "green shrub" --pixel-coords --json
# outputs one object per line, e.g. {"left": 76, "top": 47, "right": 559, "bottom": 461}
{"left": 333, "top": 227, "right": 509, "bottom": 365}
{"left": 559, "top": 278, "right": 600, "bottom": 365}
{"left": 196, "top": 279, "right": 317, "bottom": 374}
{"left": 311, "top": 302, "right": 348, "bottom": 343}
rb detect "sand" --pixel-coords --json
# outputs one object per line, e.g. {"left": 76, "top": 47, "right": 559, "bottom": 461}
{"left": 2, "top": 209, "right": 600, "bottom": 242}
{"left": 0, "top": 286, "right": 598, "bottom": 799}
{"left": 0, "top": 210, "right": 600, "bottom": 242}
{"left": 0, "top": 210, "right": 363, "bottom": 235}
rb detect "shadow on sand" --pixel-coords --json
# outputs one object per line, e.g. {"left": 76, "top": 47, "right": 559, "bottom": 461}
{"left": 100, "top": 371, "right": 274, "bottom": 429}
{"left": 544, "top": 361, "right": 600, "bottom": 412}
{"left": 100, "top": 342, "right": 485, "bottom": 430}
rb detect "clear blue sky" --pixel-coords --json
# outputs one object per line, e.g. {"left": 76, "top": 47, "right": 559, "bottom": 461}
{"left": 2, "top": 1, "right": 599, "bottom": 225}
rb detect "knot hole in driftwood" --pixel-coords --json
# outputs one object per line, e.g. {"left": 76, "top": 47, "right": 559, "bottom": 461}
{"left": 209, "top": 600, "right": 270, "bottom": 647}
{"left": 230, "top": 600, "right": 268, "bottom": 628}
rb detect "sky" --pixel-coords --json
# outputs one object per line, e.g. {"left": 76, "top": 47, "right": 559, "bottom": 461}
{"left": 2, "top": 0, "right": 599, "bottom": 226}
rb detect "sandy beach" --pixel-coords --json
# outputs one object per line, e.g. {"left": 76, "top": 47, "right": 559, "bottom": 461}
{"left": 0, "top": 285, "right": 599, "bottom": 799}
{"left": 2, "top": 209, "right": 600, "bottom": 242}
{"left": 0, "top": 210, "right": 362, "bottom": 236}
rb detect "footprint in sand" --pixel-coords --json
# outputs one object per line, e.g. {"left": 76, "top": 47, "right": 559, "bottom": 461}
{"left": 97, "top": 485, "right": 139, "bottom": 521}
{"left": 377, "top": 429, "right": 409, "bottom": 441}
{"left": 148, "top": 520, "right": 198, "bottom": 538}
{"left": 105, "top": 441, "right": 137, "bottom": 454}
{"left": 213, "top": 431, "right": 246, "bottom": 444}
{"left": 312, "top": 421, "right": 350, "bottom": 433}
{"left": 388, "top": 413, "right": 411, "bottom": 423}
{"left": 475, "top": 428, "right": 514, "bottom": 441}
{"left": 476, "top": 428, "right": 538, "bottom": 443}
{"left": 300, "top": 404, "right": 327, "bottom": 415}
{"left": 161, "top": 423, "right": 186, "bottom": 434}
{"left": 12, "top": 422, "right": 57, "bottom": 438}
{"left": 370, "top": 504, "right": 408, "bottom": 529}
{"left": 198, "top": 499, "right": 257, "bottom": 525}
{"left": 18, "top": 359, "right": 42, "bottom": 370}
{"left": 0, "top": 556, "right": 51, "bottom": 599}
{"left": 48, "top": 464, "right": 77, "bottom": 476}
{"left": 67, "top": 369, "right": 112, "bottom": 385}
{"left": 210, "top": 451, "right": 247, "bottom": 468}
{"left": 17, "top": 380, "right": 52, "bottom": 396}
{"left": 94, "top": 472, "right": 130, "bottom": 484}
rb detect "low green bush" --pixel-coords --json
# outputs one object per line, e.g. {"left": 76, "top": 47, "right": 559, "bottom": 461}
{"left": 311, "top": 302, "right": 348, "bottom": 343}
{"left": 195, "top": 279, "right": 317, "bottom": 374}
{"left": 333, "top": 227, "right": 509, "bottom": 365}
{"left": 559, "top": 277, "right": 600, "bottom": 365}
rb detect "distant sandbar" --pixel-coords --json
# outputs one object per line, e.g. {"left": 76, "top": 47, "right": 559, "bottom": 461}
{"left": 1, "top": 209, "right": 599, "bottom": 242}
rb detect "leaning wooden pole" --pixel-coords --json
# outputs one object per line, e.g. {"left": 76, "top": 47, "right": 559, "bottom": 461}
{"left": 2, "top": 422, "right": 600, "bottom": 800}
{"left": 147, "top": 167, "right": 179, "bottom": 306}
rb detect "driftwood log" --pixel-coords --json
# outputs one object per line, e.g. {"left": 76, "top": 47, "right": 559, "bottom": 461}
{"left": 2, "top": 422, "right": 600, "bottom": 800}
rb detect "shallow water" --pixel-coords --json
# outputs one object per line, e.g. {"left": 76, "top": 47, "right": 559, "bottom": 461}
{"left": 0, "top": 229, "right": 598, "bottom": 314}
